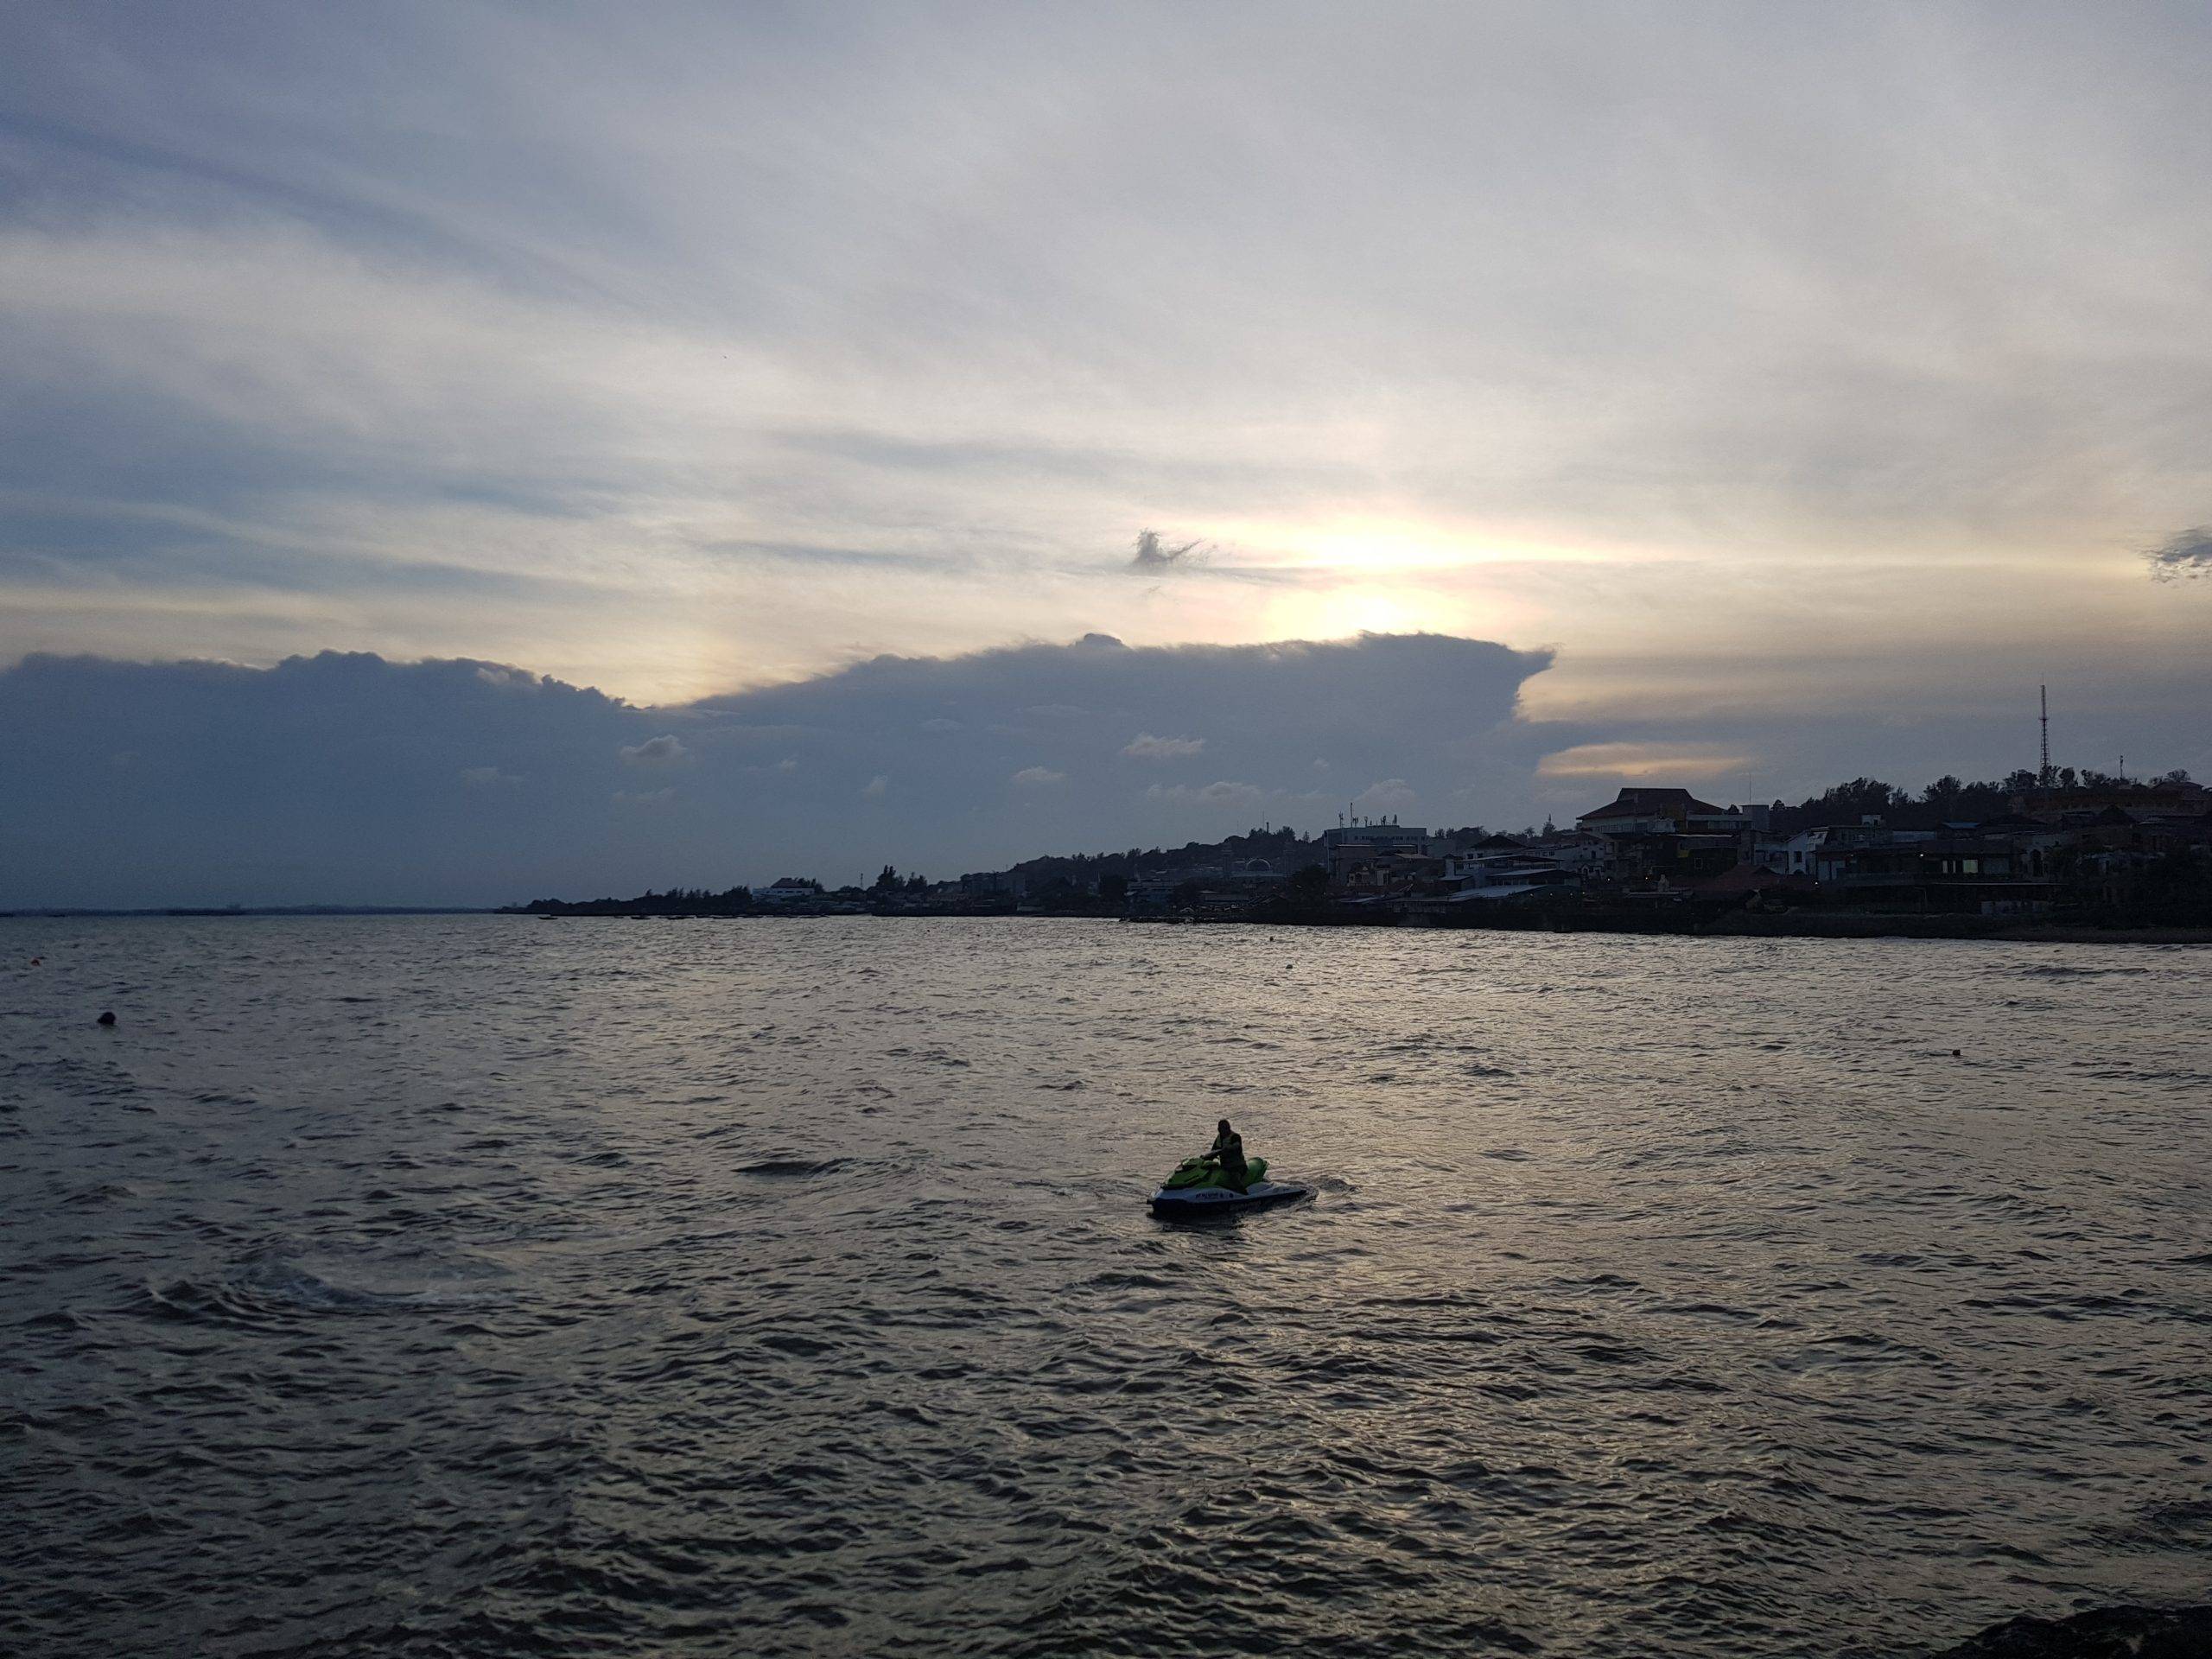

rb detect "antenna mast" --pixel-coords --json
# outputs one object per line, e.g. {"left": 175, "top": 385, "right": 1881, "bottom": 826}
{"left": 2039, "top": 684, "right": 2050, "bottom": 785}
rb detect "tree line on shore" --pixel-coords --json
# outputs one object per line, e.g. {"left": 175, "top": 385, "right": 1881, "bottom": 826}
{"left": 1766, "top": 768, "right": 2192, "bottom": 835}
{"left": 511, "top": 766, "right": 2203, "bottom": 921}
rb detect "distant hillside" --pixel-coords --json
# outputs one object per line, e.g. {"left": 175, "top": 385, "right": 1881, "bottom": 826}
{"left": 999, "top": 826, "right": 1325, "bottom": 886}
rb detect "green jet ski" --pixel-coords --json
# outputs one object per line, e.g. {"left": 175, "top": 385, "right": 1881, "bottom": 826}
{"left": 1148, "top": 1153, "right": 1313, "bottom": 1217}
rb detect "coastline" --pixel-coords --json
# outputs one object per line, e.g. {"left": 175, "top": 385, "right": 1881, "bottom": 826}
{"left": 510, "top": 903, "right": 2212, "bottom": 943}
{"left": 1158, "top": 909, "right": 2212, "bottom": 944}
{"left": 9, "top": 906, "right": 2202, "bottom": 944}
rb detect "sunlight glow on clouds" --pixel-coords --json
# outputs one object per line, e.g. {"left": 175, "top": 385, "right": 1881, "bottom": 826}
{"left": 1537, "top": 744, "right": 1760, "bottom": 783}
{"left": 3, "top": 1, "right": 2210, "bottom": 840}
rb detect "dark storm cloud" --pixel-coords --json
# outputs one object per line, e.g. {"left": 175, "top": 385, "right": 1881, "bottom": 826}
{"left": 619, "top": 734, "right": 688, "bottom": 766}
{"left": 0, "top": 632, "right": 1565, "bottom": 908}
{"left": 2146, "top": 526, "right": 2212, "bottom": 580}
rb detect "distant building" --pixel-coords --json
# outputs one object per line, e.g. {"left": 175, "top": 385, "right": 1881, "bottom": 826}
{"left": 753, "top": 882, "right": 822, "bottom": 904}
{"left": 1531, "top": 829, "right": 1614, "bottom": 874}
{"left": 1813, "top": 834, "right": 2053, "bottom": 914}
{"left": 1441, "top": 833, "right": 1540, "bottom": 884}
{"left": 1433, "top": 835, "right": 1575, "bottom": 895}
{"left": 1322, "top": 819, "right": 1429, "bottom": 853}
{"left": 1222, "top": 856, "right": 1289, "bottom": 887}
{"left": 1574, "top": 788, "right": 1745, "bottom": 880}
{"left": 1575, "top": 788, "right": 1743, "bottom": 836}
{"left": 1322, "top": 819, "right": 1432, "bottom": 891}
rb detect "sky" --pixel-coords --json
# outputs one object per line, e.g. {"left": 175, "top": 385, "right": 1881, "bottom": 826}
{"left": 3, "top": 3, "right": 2210, "bottom": 902}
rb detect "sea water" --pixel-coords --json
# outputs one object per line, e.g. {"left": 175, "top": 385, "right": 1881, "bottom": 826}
{"left": 3, "top": 915, "right": 2208, "bottom": 1656}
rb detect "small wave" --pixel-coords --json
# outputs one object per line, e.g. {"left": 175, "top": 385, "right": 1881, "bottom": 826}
{"left": 734, "top": 1157, "right": 851, "bottom": 1178}
{"left": 133, "top": 1248, "right": 510, "bottom": 1327}
{"left": 232, "top": 1259, "right": 441, "bottom": 1313}
{"left": 1081, "top": 1270, "right": 1179, "bottom": 1291}
{"left": 60, "top": 1180, "right": 147, "bottom": 1206}
{"left": 882, "top": 1046, "right": 969, "bottom": 1066}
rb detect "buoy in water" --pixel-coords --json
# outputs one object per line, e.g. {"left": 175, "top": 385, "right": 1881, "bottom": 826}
{"left": 96, "top": 1011, "right": 116, "bottom": 1027}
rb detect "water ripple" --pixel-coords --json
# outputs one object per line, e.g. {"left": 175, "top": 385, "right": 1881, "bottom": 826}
{"left": 3, "top": 916, "right": 2208, "bottom": 1656}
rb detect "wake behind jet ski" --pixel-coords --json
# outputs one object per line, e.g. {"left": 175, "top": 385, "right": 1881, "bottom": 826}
{"left": 1147, "top": 1119, "right": 1313, "bottom": 1217}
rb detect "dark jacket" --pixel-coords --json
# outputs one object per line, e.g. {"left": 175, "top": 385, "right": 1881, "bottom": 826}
{"left": 1210, "top": 1128, "right": 1248, "bottom": 1182}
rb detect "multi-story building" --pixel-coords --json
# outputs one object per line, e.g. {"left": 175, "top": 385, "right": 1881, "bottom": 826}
{"left": 1323, "top": 819, "right": 1433, "bottom": 890}
{"left": 1574, "top": 788, "right": 1746, "bottom": 880}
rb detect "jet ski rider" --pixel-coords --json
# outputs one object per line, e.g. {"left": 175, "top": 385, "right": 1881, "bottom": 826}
{"left": 1210, "top": 1119, "right": 1249, "bottom": 1192}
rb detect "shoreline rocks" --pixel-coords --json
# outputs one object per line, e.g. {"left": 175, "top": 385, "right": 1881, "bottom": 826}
{"left": 1934, "top": 1605, "right": 2212, "bottom": 1657}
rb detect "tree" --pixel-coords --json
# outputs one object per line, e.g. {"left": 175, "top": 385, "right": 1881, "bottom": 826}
{"left": 871, "top": 865, "right": 899, "bottom": 893}
{"left": 1171, "top": 879, "right": 1204, "bottom": 912}
{"left": 1098, "top": 871, "right": 1128, "bottom": 905}
{"left": 1287, "top": 864, "right": 1331, "bottom": 908}
{"left": 905, "top": 873, "right": 927, "bottom": 893}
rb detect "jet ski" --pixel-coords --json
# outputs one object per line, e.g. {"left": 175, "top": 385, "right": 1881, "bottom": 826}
{"left": 1148, "top": 1153, "right": 1313, "bottom": 1217}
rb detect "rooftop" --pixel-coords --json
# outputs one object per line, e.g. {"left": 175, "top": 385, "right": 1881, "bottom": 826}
{"left": 1577, "top": 787, "right": 1733, "bottom": 823}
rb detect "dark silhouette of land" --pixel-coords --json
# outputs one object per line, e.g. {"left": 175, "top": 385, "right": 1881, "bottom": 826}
{"left": 505, "top": 767, "right": 2212, "bottom": 939}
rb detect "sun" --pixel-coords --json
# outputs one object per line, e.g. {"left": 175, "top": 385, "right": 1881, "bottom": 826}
{"left": 1263, "top": 587, "right": 1425, "bottom": 639}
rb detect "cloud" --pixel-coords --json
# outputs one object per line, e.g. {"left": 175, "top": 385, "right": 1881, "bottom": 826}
{"left": 1537, "top": 743, "right": 1758, "bottom": 781}
{"left": 620, "top": 734, "right": 688, "bottom": 765}
{"left": 2147, "top": 526, "right": 2212, "bottom": 581}
{"left": 1146, "top": 780, "right": 1266, "bottom": 810}
{"left": 1122, "top": 733, "right": 1205, "bottom": 760}
{"left": 0, "top": 632, "right": 1557, "bottom": 905}
{"left": 1353, "top": 779, "right": 1418, "bottom": 812}
{"left": 1129, "top": 531, "right": 1201, "bottom": 571}
{"left": 10, "top": 626, "right": 2210, "bottom": 906}
{"left": 6, "top": 6, "right": 2212, "bottom": 728}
